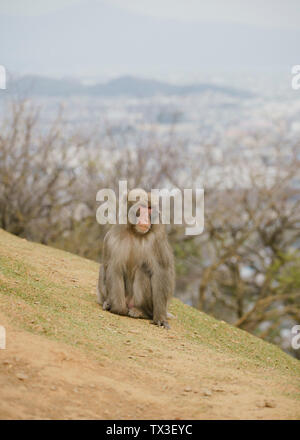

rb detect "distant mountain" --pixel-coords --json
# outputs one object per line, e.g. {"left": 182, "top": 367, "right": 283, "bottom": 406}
{"left": 10, "top": 75, "right": 85, "bottom": 96}
{"left": 8, "top": 75, "right": 252, "bottom": 98}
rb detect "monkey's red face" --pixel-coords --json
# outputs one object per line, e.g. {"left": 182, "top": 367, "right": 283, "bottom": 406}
{"left": 135, "top": 204, "right": 152, "bottom": 234}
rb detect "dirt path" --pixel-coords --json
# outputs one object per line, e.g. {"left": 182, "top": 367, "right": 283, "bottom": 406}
{"left": 1, "top": 311, "right": 299, "bottom": 420}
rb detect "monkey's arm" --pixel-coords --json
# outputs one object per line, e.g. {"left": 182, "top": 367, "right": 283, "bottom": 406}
{"left": 151, "top": 235, "right": 175, "bottom": 328}
{"left": 102, "top": 231, "right": 128, "bottom": 316}
{"left": 151, "top": 265, "right": 173, "bottom": 329}
{"left": 151, "top": 238, "right": 175, "bottom": 329}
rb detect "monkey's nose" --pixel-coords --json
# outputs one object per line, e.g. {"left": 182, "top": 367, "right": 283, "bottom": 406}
{"left": 139, "top": 206, "right": 150, "bottom": 225}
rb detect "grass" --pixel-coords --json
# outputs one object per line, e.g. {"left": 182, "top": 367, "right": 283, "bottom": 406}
{"left": 0, "top": 228, "right": 299, "bottom": 379}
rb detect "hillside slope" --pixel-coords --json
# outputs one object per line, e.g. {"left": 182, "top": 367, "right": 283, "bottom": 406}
{"left": 0, "top": 228, "right": 299, "bottom": 420}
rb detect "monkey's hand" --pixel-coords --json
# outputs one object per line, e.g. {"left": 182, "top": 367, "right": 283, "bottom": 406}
{"left": 152, "top": 319, "right": 170, "bottom": 329}
{"left": 102, "top": 300, "right": 111, "bottom": 311}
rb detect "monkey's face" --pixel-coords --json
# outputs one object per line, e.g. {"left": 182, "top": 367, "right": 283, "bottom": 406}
{"left": 135, "top": 204, "right": 152, "bottom": 234}
{"left": 127, "top": 191, "right": 159, "bottom": 235}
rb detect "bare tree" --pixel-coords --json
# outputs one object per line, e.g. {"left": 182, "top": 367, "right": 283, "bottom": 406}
{"left": 0, "top": 99, "right": 88, "bottom": 243}
{"left": 171, "top": 126, "right": 300, "bottom": 354}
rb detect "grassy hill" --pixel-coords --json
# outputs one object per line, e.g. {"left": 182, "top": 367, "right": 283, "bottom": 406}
{"left": 0, "top": 228, "right": 299, "bottom": 419}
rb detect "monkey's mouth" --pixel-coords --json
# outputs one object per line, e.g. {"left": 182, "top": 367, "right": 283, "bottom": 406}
{"left": 136, "top": 223, "right": 151, "bottom": 234}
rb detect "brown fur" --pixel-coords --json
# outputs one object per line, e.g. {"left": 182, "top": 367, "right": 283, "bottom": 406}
{"left": 97, "top": 193, "right": 175, "bottom": 328}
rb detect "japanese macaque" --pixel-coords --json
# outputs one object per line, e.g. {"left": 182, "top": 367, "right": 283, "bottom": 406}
{"left": 97, "top": 190, "right": 175, "bottom": 328}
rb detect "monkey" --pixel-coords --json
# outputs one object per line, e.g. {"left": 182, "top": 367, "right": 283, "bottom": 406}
{"left": 97, "top": 189, "right": 175, "bottom": 329}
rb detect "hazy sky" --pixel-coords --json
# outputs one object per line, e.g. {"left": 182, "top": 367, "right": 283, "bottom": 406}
{"left": 1, "top": 0, "right": 299, "bottom": 78}
{"left": 111, "top": 0, "right": 300, "bottom": 29}
{"left": 1, "top": 0, "right": 300, "bottom": 29}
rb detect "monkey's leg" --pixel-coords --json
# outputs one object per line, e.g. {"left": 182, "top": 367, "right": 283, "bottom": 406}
{"left": 105, "top": 266, "right": 128, "bottom": 316}
{"left": 128, "top": 269, "right": 152, "bottom": 319}
{"left": 151, "top": 267, "right": 172, "bottom": 329}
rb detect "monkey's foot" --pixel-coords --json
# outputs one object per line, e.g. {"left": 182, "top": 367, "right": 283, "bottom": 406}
{"left": 128, "top": 307, "right": 147, "bottom": 319}
{"left": 102, "top": 300, "right": 111, "bottom": 311}
{"left": 152, "top": 319, "right": 170, "bottom": 329}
